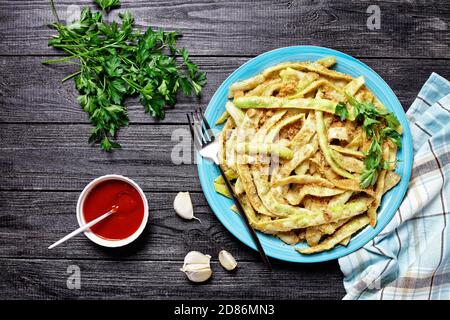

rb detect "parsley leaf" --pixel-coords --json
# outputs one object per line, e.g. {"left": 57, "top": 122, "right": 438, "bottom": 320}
{"left": 347, "top": 94, "right": 385, "bottom": 138}
{"left": 360, "top": 139, "right": 382, "bottom": 189}
{"left": 365, "top": 139, "right": 383, "bottom": 170}
{"left": 362, "top": 116, "right": 379, "bottom": 137}
{"left": 335, "top": 102, "right": 349, "bottom": 121}
{"left": 360, "top": 168, "right": 378, "bottom": 189}
{"left": 380, "top": 127, "right": 402, "bottom": 148}
{"left": 95, "top": 0, "right": 121, "bottom": 11}
{"left": 385, "top": 112, "right": 400, "bottom": 129}
{"left": 44, "top": 3, "right": 206, "bottom": 151}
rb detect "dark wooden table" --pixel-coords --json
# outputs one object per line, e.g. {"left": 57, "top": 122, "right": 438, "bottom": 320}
{"left": 0, "top": 0, "right": 449, "bottom": 300}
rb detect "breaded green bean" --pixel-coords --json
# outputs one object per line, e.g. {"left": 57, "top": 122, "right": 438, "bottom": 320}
{"left": 234, "top": 96, "right": 338, "bottom": 114}
{"left": 315, "top": 110, "right": 354, "bottom": 179}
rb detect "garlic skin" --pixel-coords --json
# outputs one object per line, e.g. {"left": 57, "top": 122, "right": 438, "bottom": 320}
{"left": 174, "top": 192, "right": 200, "bottom": 222}
{"left": 218, "top": 250, "right": 237, "bottom": 271}
{"left": 180, "top": 251, "right": 212, "bottom": 283}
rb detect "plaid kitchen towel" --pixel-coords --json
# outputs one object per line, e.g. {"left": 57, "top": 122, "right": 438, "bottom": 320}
{"left": 339, "top": 73, "right": 450, "bottom": 300}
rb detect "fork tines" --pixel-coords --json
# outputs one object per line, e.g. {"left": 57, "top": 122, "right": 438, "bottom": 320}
{"left": 187, "top": 108, "right": 215, "bottom": 150}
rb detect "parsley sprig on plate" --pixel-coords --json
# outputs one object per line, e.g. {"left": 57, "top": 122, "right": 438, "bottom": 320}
{"left": 340, "top": 95, "right": 402, "bottom": 188}
{"left": 44, "top": 1, "right": 206, "bottom": 151}
{"left": 334, "top": 102, "right": 349, "bottom": 121}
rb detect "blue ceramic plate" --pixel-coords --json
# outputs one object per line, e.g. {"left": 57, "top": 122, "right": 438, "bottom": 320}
{"left": 197, "top": 46, "right": 412, "bottom": 263}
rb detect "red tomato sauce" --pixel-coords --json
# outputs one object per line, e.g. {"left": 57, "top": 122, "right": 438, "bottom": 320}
{"left": 83, "top": 179, "right": 145, "bottom": 240}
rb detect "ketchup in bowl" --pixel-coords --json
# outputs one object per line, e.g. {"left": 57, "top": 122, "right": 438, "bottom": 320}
{"left": 82, "top": 179, "right": 145, "bottom": 240}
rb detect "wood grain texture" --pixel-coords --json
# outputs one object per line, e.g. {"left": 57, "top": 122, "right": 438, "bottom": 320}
{"left": 0, "top": 124, "right": 202, "bottom": 191}
{"left": 0, "top": 258, "right": 344, "bottom": 299}
{"left": 0, "top": 0, "right": 448, "bottom": 57}
{"left": 1, "top": 56, "right": 450, "bottom": 124}
{"left": 2, "top": 0, "right": 449, "bottom": 300}
{"left": 0, "top": 191, "right": 270, "bottom": 262}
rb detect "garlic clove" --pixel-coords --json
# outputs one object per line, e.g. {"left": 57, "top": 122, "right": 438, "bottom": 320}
{"left": 181, "top": 265, "right": 212, "bottom": 283}
{"left": 183, "top": 251, "right": 211, "bottom": 266}
{"left": 218, "top": 250, "right": 237, "bottom": 271}
{"left": 180, "top": 251, "right": 212, "bottom": 283}
{"left": 174, "top": 192, "right": 201, "bottom": 222}
{"left": 174, "top": 192, "right": 193, "bottom": 219}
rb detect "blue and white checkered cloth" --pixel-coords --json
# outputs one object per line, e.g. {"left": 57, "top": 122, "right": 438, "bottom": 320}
{"left": 339, "top": 73, "right": 450, "bottom": 300}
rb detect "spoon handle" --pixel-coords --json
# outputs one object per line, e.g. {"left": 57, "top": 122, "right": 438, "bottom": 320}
{"left": 48, "top": 209, "right": 114, "bottom": 249}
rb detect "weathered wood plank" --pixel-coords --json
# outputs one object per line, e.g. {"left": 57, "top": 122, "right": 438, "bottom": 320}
{"left": 3, "top": 0, "right": 445, "bottom": 301}
{"left": 1, "top": 56, "right": 450, "bottom": 124}
{"left": 0, "top": 191, "right": 269, "bottom": 262}
{"left": 0, "top": 124, "right": 201, "bottom": 191}
{"left": 0, "top": 0, "right": 448, "bottom": 58}
{"left": 0, "top": 56, "right": 243, "bottom": 124}
{"left": 0, "top": 258, "right": 344, "bottom": 299}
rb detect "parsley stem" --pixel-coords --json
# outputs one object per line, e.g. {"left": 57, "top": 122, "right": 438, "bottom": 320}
{"left": 62, "top": 70, "right": 82, "bottom": 83}
{"left": 121, "top": 76, "right": 142, "bottom": 91}
{"left": 42, "top": 42, "right": 121, "bottom": 64}
{"left": 49, "top": 0, "right": 60, "bottom": 24}
{"left": 51, "top": 43, "right": 132, "bottom": 50}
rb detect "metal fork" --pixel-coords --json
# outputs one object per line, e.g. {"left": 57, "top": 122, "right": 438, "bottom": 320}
{"left": 187, "top": 109, "right": 272, "bottom": 271}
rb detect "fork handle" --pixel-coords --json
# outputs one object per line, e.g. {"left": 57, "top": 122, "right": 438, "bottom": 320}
{"left": 217, "top": 165, "right": 272, "bottom": 272}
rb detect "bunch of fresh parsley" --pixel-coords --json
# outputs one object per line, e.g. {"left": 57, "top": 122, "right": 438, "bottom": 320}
{"left": 337, "top": 95, "right": 402, "bottom": 188}
{"left": 44, "top": 0, "right": 206, "bottom": 151}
